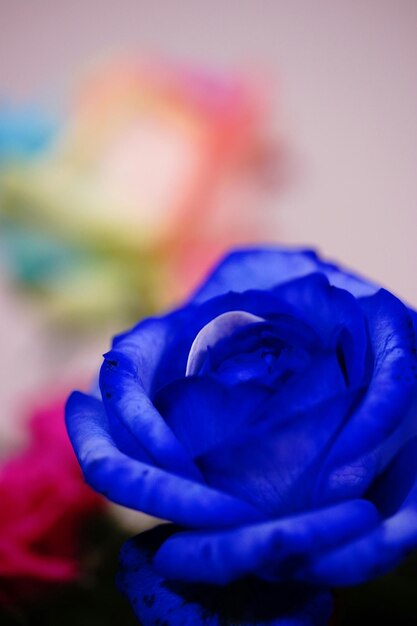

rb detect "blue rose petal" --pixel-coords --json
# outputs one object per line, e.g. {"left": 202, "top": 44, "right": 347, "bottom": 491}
{"left": 316, "top": 289, "right": 417, "bottom": 504}
{"left": 118, "top": 525, "right": 334, "bottom": 626}
{"left": 191, "top": 248, "right": 377, "bottom": 304}
{"left": 100, "top": 348, "right": 201, "bottom": 481}
{"left": 197, "top": 389, "right": 356, "bottom": 517}
{"left": 150, "top": 290, "right": 298, "bottom": 392}
{"left": 152, "top": 500, "right": 379, "bottom": 585}
{"left": 154, "top": 376, "right": 271, "bottom": 459}
{"left": 66, "top": 391, "right": 265, "bottom": 528}
{"left": 185, "top": 310, "right": 265, "bottom": 376}
{"left": 295, "top": 455, "right": 417, "bottom": 586}
{"left": 272, "top": 273, "right": 369, "bottom": 386}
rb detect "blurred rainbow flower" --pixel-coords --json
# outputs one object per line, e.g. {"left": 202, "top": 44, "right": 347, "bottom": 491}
{"left": 0, "top": 59, "right": 281, "bottom": 326}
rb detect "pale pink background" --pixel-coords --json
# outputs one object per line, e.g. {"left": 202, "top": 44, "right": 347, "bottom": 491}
{"left": 1, "top": 0, "right": 416, "bottom": 445}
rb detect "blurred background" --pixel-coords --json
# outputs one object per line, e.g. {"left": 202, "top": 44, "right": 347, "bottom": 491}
{"left": 0, "top": 1, "right": 416, "bottom": 623}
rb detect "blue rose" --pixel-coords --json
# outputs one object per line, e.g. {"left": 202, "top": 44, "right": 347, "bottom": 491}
{"left": 66, "top": 247, "right": 417, "bottom": 625}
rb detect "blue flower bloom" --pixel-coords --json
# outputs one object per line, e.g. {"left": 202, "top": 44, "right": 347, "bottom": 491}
{"left": 66, "top": 247, "right": 417, "bottom": 625}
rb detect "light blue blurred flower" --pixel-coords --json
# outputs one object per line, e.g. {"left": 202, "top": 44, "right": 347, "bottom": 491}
{"left": 0, "top": 103, "right": 55, "bottom": 163}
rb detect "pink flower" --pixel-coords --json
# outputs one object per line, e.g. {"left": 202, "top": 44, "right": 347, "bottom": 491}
{"left": 0, "top": 395, "right": 102, "bottom": 606}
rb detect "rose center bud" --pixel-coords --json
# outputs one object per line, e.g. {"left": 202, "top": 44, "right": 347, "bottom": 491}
{"left": 186, "top": 310, "right": 312, "bottom": 388}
